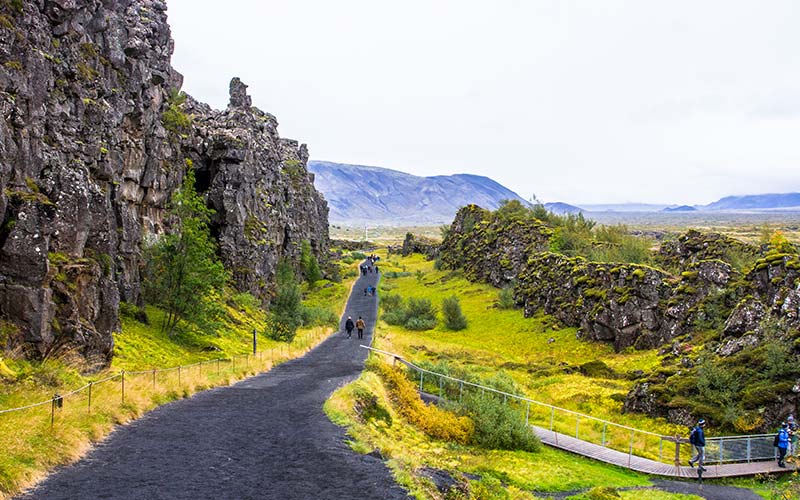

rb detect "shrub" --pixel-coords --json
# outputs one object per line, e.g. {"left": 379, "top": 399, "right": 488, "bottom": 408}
{"left": 373, "top": 361, "right": 473, "bottom": 443}
{"left": 496, "top": 286, "right": 516, "bottom": 309}
{"left": 299, "top": 305, "right": 338, "bottom": 328}
{"left": 267, "top": 262, "right": 302, "bottom": 342}
{"left": 300, "top": 240, "right": 322, "bottom": 286}
{"left": 162, "top": 89, "right": 191, "bottom": 133}
{"left": 442, "top": 295, "right": 467, "bottom": 330}
{"left": 462, "top": 391, "right": 540, "bottom": 452}
{"left": 382, "top": 296, "right": 438, "bottom": 330}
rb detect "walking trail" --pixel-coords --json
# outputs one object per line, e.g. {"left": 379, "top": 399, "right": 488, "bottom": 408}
{"left": 18, "top": 262, "right": 408, "bottom": 500}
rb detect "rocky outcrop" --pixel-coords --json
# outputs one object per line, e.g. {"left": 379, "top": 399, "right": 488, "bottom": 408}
{"left": 182, "top": 80, "right": 328, "bottom": 297}
{"left": 657, "top": 229, "right": 760, "bottom": 271}
{"left": 0, "top": 1, "right": 328, "bottom": 365}
{"left": 440, "top": 204, "right": 551, "bottom": 287}
{"left": 387, "top": 232, "right": 438, "bottom": 259}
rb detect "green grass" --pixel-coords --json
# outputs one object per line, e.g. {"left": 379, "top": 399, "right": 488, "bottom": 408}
{"left": 337, "top": 250, "right": 773, "bottom": 498}
{"left": 373, "top": 252, "right": 675, "bottom": 438}
{"left": 0, "top": 281, "right": 350, "bottom": 499}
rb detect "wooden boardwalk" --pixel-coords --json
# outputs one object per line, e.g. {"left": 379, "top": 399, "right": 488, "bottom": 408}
{"left": 533, "top": 427, "right": 797, "bottom": 478}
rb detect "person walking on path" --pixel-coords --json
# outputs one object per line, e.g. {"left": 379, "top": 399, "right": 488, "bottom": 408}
{"left": 344, "top": 316, "right": 354, "bottom": 338}
{"left": 356, "top": 316, "right": 366, "bottom": 340}
{"left": 688, "top": 419, "right": 707, "bottom": 472}
{"left": 776, "top": 422, "right": 790, "bottom": 467}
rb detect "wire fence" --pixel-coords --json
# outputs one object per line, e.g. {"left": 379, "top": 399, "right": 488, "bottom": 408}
{"left": 363, "top": 346, "right": 783, "bottom": 466}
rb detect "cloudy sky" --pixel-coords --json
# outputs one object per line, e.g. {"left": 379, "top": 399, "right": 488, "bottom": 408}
{"left": 167, "top": 0, "right": 800, "bottom": 205}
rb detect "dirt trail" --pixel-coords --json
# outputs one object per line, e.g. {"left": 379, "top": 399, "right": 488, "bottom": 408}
{"left": 18, "top": 263, "right": 408, "bottom": 500}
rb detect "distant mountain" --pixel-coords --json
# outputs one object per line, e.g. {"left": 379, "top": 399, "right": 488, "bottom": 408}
{"left": 579, "top": 203, "right": 670, "bottom": 212}
{"left": 308, "top": 161, "right": 529, "bottom": 225}
{"left": 544, "top": 202, "right": 584, "bottom": 214}
{"left": 703, "top": 193, "right": 800, "bottom": 211}
{"left": 662, "top": 205, "right": 697, "bottom": 213}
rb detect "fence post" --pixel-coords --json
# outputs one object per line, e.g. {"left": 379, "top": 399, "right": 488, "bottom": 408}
{"left": 575, "top": 415, "right": 580, "bottom": 438}
{"left": 121, "top": 371, "right": 125, "bottom": 404}
{"left": 419, "top": 372, "right": 423, "bottom": 392}
{"left": 674, "top": 436, "right": 681, "bottom": 467}
{"left": 459, "top": 381, "right": 463, "bottom": 402}
{"left": 153, "top": 369, "right": 157, "bottom": 389}
{"left": 51, "top": 396, "right": 56, "bottom": 429}
{"left": 602, "top": 423, "right": 607, "bottom": 447}
{"left": 232, "top": 356, "right": 235, "bottom": 371}
{"left": 178, "top": 365, "right": 181, "bottom": 385}
{"left": 526, "top": 402, "right": 530, "bottom": 426}
{"left": 659, "top": 437, "right": 663, "bottom": 462}
{"left": 719, "top": 437, "right": 724, "bottom": 464}
{"left": 550, "top": 406, "right": 555, "bottom": 431}
{"left": 628, "top": 430, "right": 635, "bottom": 466}
{"left": 217, "top": 358, "right": 221, "bottom": 375}
{"left": 88, "top": 382, "right": 93, "bottom": 414}
{"left": 747, "top": 436, "right": 751, "bottom": 463}
{"left": 439, "top": 375, "right": 443, "bottom": 399}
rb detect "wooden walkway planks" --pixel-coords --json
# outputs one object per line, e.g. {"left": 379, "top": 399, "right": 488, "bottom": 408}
{"left": 532, "top": 427, "right": 797, "bottom": 478}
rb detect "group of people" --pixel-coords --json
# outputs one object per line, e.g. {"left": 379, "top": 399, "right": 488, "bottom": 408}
{"left": 364, "top": 286, "right": 377, "bottom": 296}
{"left": 359, "top": 264, "right": 379, "bottom": 275}
{"left": 775, "top": 415, "right": 798, "bottom": 467}
{"left": 688, "top": 415, "right": 799, "bottom": 472}
{"left": 344, "top": 316, "right": 366, "bottom": 339}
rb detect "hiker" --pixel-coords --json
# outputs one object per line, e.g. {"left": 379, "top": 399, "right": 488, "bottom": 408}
{"left": 776, "top": 422, "right": 790, "bottom": 467}
{"left": 364, "top": 287, "right": 368, "bottom": 296}
{"left": 368, "top": 265, "right": 372, "bottom": 273}
{"left": 344, "top": 316, "right": 354, "bottom": 338}
{"left": 688, "top": 419, "right": 707, "bottom": 472}
{"left": 371, "top": 286, "right": 376, "bottom": 296}
{"left": 375, "top": 265, "right": 379, "bottom": 273}
{"left": 788, "top": 415, "right": 798, "bottom": 458}
{"left": 356, "top": 316, "right": 366, "bottom": 339}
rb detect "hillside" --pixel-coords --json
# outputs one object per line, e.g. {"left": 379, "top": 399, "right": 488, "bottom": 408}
{"left": 704, "top": 192, "right": 800, "bottom": 210}
{"left": 308, "top": 161, "right": 528, "bottom": 225}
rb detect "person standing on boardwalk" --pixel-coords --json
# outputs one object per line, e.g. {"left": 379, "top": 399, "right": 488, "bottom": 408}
{"left": 776, "top": 422, "right": 790, "bottom": 467}
{"left": 688, "top": 419, "right": 707, "bottom": 472}
{"left": 344, "top": 316, "right": 354, "bottom": 338}
{"left": 787, "top": 415, "right": 798, "bottom": 458}
{"left": 356, "top": 316, "right": 366, "bottom": 339}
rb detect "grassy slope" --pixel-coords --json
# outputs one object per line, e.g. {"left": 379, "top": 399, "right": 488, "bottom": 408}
{"left": 322, "top": 250, "right": 776, "bottom": 499}
{"left": 0, "top": 277, "right": 350, "bottom": 499}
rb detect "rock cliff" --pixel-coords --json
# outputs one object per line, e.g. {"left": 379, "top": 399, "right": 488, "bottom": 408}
{"left": 0, "top": 1, "right": 328, "bottom": 365}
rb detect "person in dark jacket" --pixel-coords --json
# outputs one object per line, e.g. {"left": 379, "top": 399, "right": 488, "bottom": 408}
{"left": 777, "top": 422, "right": 790, "bottom": 467}
{"left": 344, "top": 316, "right": 354, "bottom": 338}
{"left": 688, "top": 419, "right": 707, "bottom": 471}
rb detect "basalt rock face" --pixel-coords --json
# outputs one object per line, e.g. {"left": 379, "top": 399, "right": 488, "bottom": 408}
{"left": 657, "top": 229, "right": 760, "bottom": 271}
{"left": 439, "top": 204, "right": 552, "bottom": 287}
{"left": 0, "top": 1, "right": 328, "bottom": 365}
{"left": 182, "top": 81, "right": 329, "bottom": 297}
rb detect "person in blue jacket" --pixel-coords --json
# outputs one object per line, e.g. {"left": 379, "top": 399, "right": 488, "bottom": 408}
{"left": 688, "top": 419, "right": 707, "bottom": 471}
{"left": 777, "top": 422, "right": 790, "bottom": 467}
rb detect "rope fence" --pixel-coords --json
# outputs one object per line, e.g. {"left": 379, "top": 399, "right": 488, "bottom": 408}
{"left": 362, "top": 346, "right": 783, "bottom": 467}
{"left": 0, "top": 328, "right": 328, "bottom": 429}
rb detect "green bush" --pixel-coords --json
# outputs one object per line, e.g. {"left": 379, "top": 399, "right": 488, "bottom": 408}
{"left": 300, "top": 305, "right": 338, "bottom": 327}
{"left": 442, "top": 295, "right": 467, "bottom": 330}
{"left": 381, "top": 296, "right": 438, "bottom": 331}
{"left": 463, "top": 392, "right": 540, "bottom": 452}
{"left": 496, "top": 286, "right": 515, "bottom": 309}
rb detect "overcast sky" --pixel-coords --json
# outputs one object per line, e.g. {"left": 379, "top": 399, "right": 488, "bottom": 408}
{"left": 167, "top": 0, "right": 800, "bottom": 205}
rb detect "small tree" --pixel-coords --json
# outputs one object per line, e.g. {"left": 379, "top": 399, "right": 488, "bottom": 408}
{"left": 267, "top": 261, "right": 302, "bottom": 342}
{"left": 442, "top": 295, "right": 467, "bottom": 330}
{"left": 143, "top": 168, "right": 228, "bottom": 335}
{"left": 300, "top": 240, "right": 322, "bottom": 286}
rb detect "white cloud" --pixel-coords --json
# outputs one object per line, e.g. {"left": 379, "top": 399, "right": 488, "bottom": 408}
{"left": 167, "top": 0, "right": 800, "bottom": 204}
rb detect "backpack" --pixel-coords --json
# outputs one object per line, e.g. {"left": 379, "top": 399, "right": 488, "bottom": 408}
{"left": 689, "top": 427, "right": 698, "bottom": 445}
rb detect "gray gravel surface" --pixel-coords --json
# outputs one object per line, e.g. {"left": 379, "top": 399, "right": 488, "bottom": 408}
{"left": 18, "top": 264, "right": 409, "bottom": 499}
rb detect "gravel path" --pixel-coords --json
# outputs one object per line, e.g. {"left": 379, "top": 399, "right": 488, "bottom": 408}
{"left": 18, "top": 263, "right": 409, "bottom": 500}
